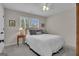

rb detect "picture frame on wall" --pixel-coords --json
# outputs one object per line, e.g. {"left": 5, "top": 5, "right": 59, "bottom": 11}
{"left": 9, "top": 20, "right": 16, "bottom": 27}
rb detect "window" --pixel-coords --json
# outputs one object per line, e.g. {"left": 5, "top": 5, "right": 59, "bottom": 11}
{"left": 20, "top": 16, "right": 39, "bottom": 29}
{"left": 30, "top": 18, "right": 39, "bottom": 29}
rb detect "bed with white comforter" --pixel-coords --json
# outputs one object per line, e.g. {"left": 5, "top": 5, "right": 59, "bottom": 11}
{"left": 25, "top": 34, "right": 64, "bottom": 56}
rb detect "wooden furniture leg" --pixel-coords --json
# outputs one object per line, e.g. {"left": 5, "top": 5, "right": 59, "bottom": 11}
{"left": 17, "top": 36, "right": 19, "bottom": 46}
{"left": 22, "top": 36, "right": 25, "bottom": 44}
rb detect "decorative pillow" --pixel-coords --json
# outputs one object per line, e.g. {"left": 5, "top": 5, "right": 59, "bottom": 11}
{"left": 29, "top": 29, "right": 48, "bottom": 35}
{"left": 42, "top": 30, "right": 48, "bottom": 34}
{"left": 36, "top": 31, "right": 42, "bottom": 35}
{"left": 29, "top": 30, "right": 36, "bottom": 35}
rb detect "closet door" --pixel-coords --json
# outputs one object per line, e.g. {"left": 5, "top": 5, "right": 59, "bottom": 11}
{"left": 76, "top": 3, "right": 79, "bottom": 56}
{"left": 0, "top": 4, "right": 4, "bottom": 41}
{"left": 0, "top": 4, "right": 4, "bottom": 53}
{"left": 0, "top": 16, "right": 4, "bottom": 40}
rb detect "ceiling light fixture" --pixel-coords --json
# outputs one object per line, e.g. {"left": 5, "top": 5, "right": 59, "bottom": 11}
{"left": 42, "top": 3, "right": 49, "bottom": 11}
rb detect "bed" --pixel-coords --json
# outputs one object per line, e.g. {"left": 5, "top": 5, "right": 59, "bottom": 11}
{"left": 25, "top": 30, "right": 64, "bottom": 56}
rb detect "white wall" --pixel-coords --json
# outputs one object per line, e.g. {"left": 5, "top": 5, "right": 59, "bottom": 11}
{"left": 4, "top": 8, "right": 46, "bottom": 46}
{"left": 46, "top": 4, "right": 76, "bottom": 48}
{"left": 0, "top": 4, "right": 4, "bottom": 16}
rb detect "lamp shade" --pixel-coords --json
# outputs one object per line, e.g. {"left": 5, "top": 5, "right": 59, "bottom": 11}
{"left": 18, "top": 27, "right": 25, "bottom": 35}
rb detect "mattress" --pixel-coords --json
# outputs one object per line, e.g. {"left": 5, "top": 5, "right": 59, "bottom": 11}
{"left": 25, "top": 34, "right": 64, "bottom": 56}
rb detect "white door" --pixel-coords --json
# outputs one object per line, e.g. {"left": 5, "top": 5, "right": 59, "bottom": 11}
{"left": 0, "top": 16, "right": 4, "bottom": 53}
{"left": 0, "top": 16, "right": 4, "bottom": 40}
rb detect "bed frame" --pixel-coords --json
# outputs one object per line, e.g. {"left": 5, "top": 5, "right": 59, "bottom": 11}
{"left": 25, "top": 43, "right": 63, "bottom": 56}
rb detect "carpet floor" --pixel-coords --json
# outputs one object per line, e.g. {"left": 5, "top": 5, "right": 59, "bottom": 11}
{"left": 0, "top": 44, "right": 76, "bottom": 56}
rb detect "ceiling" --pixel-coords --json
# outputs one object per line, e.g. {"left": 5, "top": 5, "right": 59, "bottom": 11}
{"left": 3, "top": 3, "right": 75, "bottom": 17}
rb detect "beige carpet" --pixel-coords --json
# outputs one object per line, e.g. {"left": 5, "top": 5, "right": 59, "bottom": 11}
{"left": 0, "top": 44, "right": 75, "bottom": 56}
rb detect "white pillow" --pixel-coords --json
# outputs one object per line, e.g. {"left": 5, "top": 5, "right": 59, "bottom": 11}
{"left": 36, "top": 31, "right": 42, "bottom": 35}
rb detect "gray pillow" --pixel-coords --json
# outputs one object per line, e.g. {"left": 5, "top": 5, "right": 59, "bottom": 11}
{"left": 29, "top": 30, "right": 36, "bottom": 35}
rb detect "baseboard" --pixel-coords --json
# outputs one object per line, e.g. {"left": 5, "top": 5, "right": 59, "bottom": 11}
{"left": 65, "top": 45, "right": 76, "bottom": 49}
{"left": 5, "top": 43, "right": 16, "bottom": 47}
{"left": 64, "top": 45, "right": 76, "bottom": 53}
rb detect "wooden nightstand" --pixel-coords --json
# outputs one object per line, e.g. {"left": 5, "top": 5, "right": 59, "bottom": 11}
{"left": 17, "top": 34, "right": 26, "bottom": 46}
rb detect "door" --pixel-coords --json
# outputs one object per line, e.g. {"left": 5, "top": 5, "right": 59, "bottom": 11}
{"left": 0, "top": 16, "right": 4, "bottom": 53}
{"left": 76, "top": 3, "right": 79, "bottom": 56}
{"left": 0, "top": 16, "right": 4, "bottom": 40}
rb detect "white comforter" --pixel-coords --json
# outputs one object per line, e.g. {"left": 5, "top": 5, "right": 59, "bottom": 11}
{"left": 25, "top": 34, "right": 64, "bottom": 56}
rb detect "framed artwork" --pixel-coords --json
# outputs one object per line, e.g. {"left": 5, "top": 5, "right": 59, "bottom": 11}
{"left": 9, "top": 20, "right": 16, "bottom": 27}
